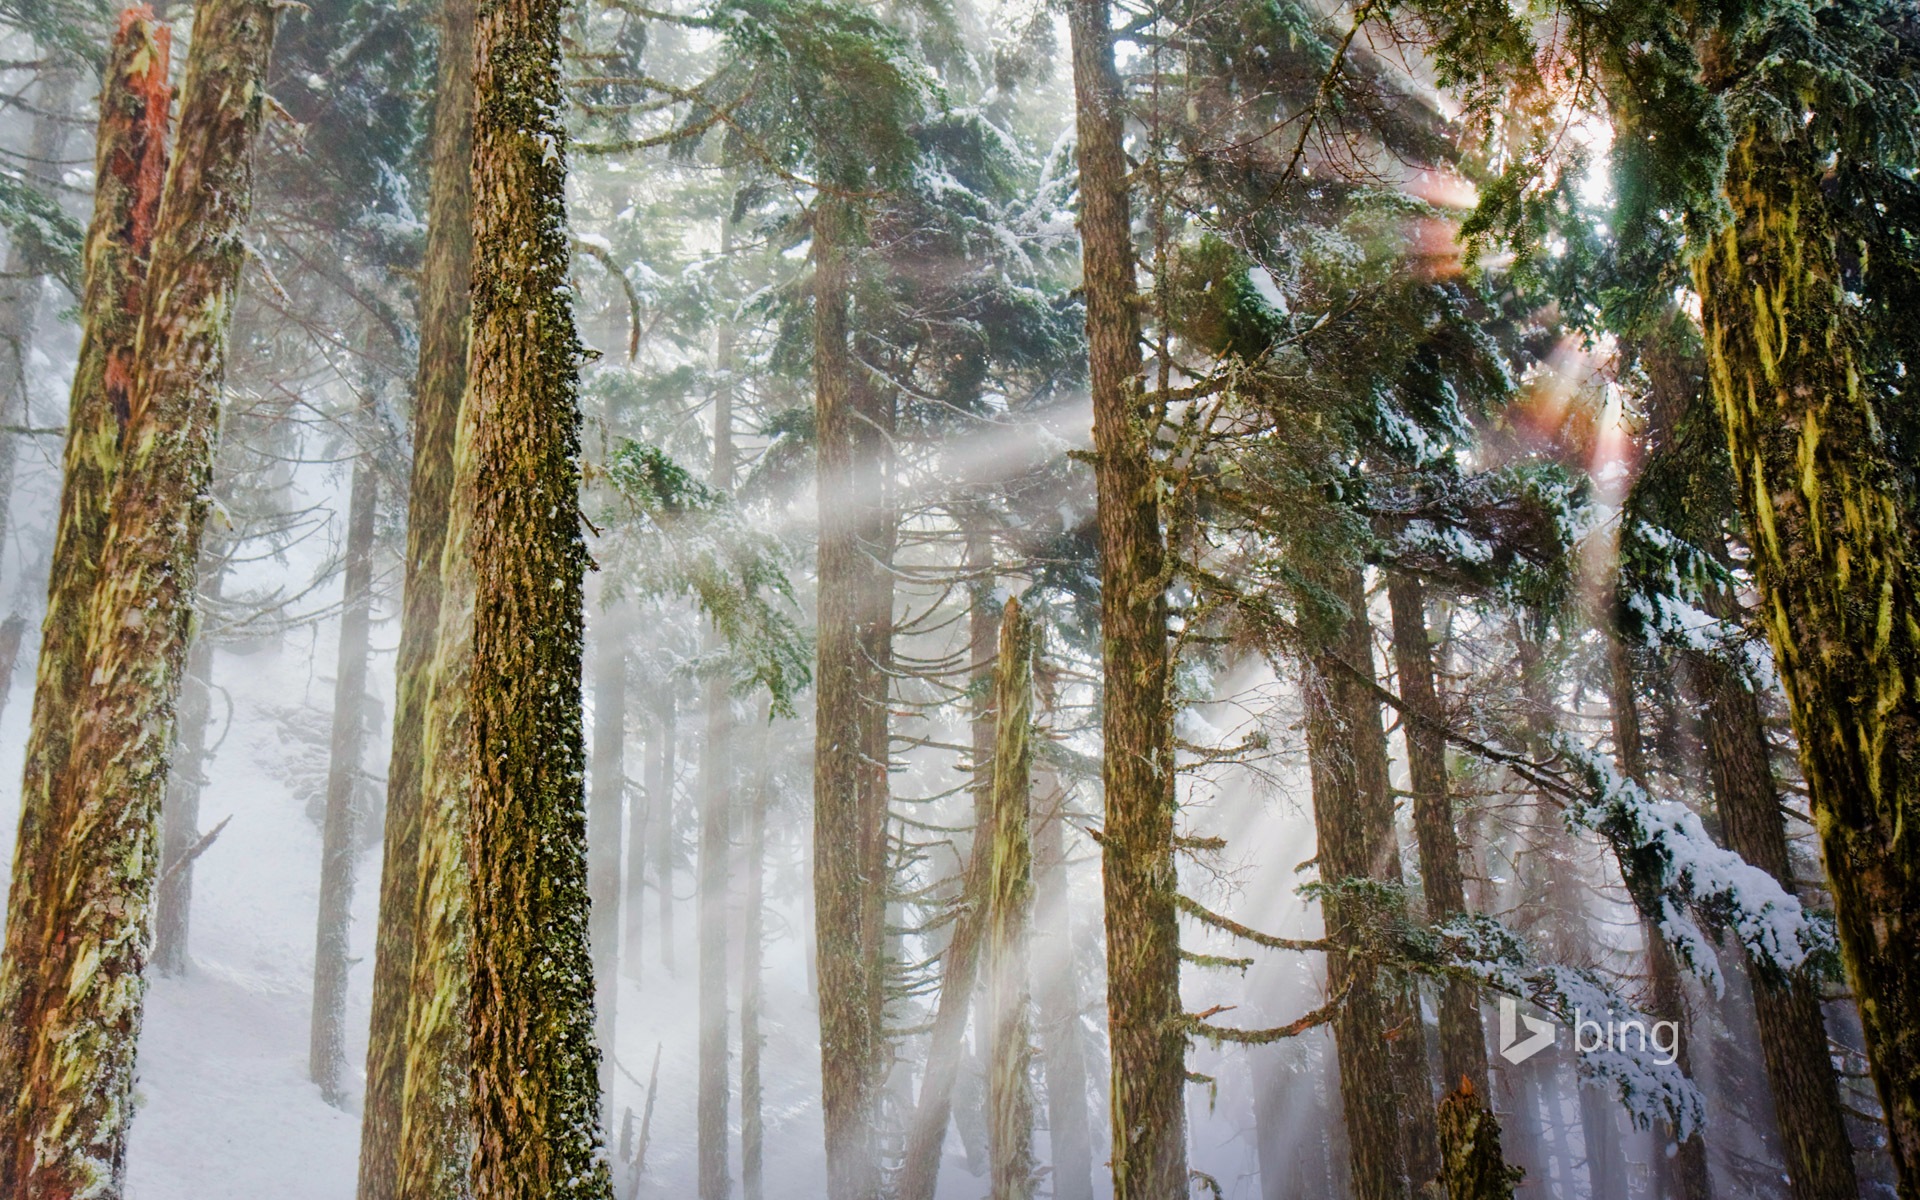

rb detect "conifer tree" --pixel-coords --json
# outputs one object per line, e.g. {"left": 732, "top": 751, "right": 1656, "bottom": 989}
{"left": 359, "top": 1, "right": 474, "bottom": 1193}
{"left": 0, "top": 0, "right": 276, "bottom": 1188}
{"left": 985, "top": 597, "right": 1038, "bottom": 1200}
{"left": 1690, "top": 36, "right": 1920, "bottom": 1187}
{"left": 459, "top": 0, "right": 609, "bottom": 1188}
{"left": 311, "top": 440, "right": 379, "bottom": 1106}
{"left": 0, "top": 4, "right": 170, "bottom": 1159}
{"left": 1064, "top": 0, "right": 1189, "bottom": 1193}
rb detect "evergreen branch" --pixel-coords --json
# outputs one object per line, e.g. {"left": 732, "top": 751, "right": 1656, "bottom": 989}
{"left": 570, "top": 235, "right": 643, "bottom": 360}
{"left": 1182, "top": 981, "right": 1350, "bottom": 1045}
{"left": 157, "top": 815, "right": 234, "bottom": 888}
{"left": 1176, "top": 892, "right": 1328, "bottom": 952}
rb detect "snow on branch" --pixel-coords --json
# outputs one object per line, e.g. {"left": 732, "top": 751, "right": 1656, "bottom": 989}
{"left": 1556, "top": 739, "right": 1839, "bottom": 992}
{"left": 1432, "top": 915, "right": 1707, "bottom": 1139}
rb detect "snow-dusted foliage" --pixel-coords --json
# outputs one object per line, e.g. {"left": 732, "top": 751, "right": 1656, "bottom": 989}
{"left": 1557, "top": 740, "right": 1839, "bottom": 990}
{"left": 1433, "top": 914, "right": 1707, "bottom": 1139}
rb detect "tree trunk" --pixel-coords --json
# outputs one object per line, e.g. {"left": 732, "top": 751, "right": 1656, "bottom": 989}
{"left": 1386, "top": 573, "right": 1492, "bottom": 1098}
{"left": 589, "top": 592, "right": 627, "bottom": 1108}
{"left": 986, "top": 599, "right": 1037, "bottom": 1200}
{"left": 1604, "top": 634, "right": 1712, "bottom": 1200}
{"left": 693, "top": 656, "right": 729, "bottom": 1187}
{"left": 154, "top": 558, "right": 222, "bottom": 975}
{"left": 625, "top": 703, "right": 651, "bottom": 980}
{"left": 357, "top": 0, "right": 473, "bottom": 1189}
{"left": 1577, "top": 1075, "right": 1628, "bottom": 1200}
{"left": 0, "top": 1, "right": 274, "bottom": 1190}
{"left": 1034, "top": 780, "right": 1094, "bottom": 1200}
{"left": 1438, "top": 1081, "right": 1519, "bottom": 1200}
{"left": 1306, "top": 568, "right": 1415, "bottom": 1200}
{"left": 811, "top": 194, "right": 888, "bottom": 1200}
{"left": 1388, "top": 571, "right": 1508, "bottom": 1187}
{"left": 1693, "top": 126, "right": 1920, "bottom": 1191}
{"left": 311, "top": 450, "right": 379, "bottom": 1106}
{"left": 1065, "top": 0, "right": 1188, "bottom": 1194}
{"left": 898, "top": 527, "right": 1000, "bottom": 1200}
{"left": 654, "top": 695, "right": 677, "bottom": 973}
{"left": 741, "top": 710, "right": 771, "bottom": 1200}
{"left": 698, "top": 233, "right": 736, "bottom": 1199}
{"left": 460, "top": 0, "right": 609, "bottom": 1190}
{"left": 0, "top": 70, "right": 74, "bottom": 570}
{"left": 1512, "top": 627, "right": 1627, "bottom": 1200}
{"left": 0, "top": 9, "right": 170, "bottom": 1163}
{"left": 1690, "top": 647, "right": 1858, "bottom": 1200}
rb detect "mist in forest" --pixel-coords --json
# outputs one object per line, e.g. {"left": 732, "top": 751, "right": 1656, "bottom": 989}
{"left": 0, "top": 0, "right": 1912, "bottom": 1197}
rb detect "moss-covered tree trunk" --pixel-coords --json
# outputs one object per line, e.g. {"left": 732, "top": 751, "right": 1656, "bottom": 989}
{"left": 1066, "top": 0, "right": 1188, "bottom": 1194}
{"left": 459, "top": 0, "right": 610, "bottom": 1191}
{"left": 811, "top": 194, "right": 888, "bottom": 1200}
{"left": 311, "top": 449, "right": 378, "bottom": 1106}
{"left": 394, "top": 454, "right": 478, "bottom": 1200}
{"left": 1385, "top": 573, "right": 1492, "bottom": 1100}
{"left": 985, "top": 599, "right": 1037, "bottom": 1200}
{"left": 1033, "top": 773, "right": 1094, "bottom": 1200}
{"left": 1693, "top": 127, "right": 1920, "bottom": 1191}
{"left": 1306, "top": 569, "right": 1416, "bottom": 1200}
{"left": 0, "top": 0, "right": 274, "bottom": 1190}
{"left": 1316, "top": 568, "right": 1440, "bottom": 1197}
{"left": 0, "top": 11, "right": 170, "bottom": 1157}
{"left": 1690, "top": 646, "right": 1859, "bottom": 1199}
{"left": 356, "top": 0, "right": 473, "bottom": 1189}
{"left": 1437, "top": 1082, "right": 1518, "bottom": 1200}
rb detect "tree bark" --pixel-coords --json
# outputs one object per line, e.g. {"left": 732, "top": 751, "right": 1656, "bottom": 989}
{"left": 1033, "top": 780, "right": 1094, "bottom": 1200}
{"left": 697, "top": 232, "right": 736, "bottom": 1198}
{"left": 1307, "top": 570, "right": 1404, "bottom": 1200}
{"left": 1690, "top": 647, "right": 1858, "bottom": 1200}
{"left": 1511, "top": 627, "right": 1628, "bottom": 1200}
{"left": 1308, "top": 567, "right": 1439, "bottom": 1199}
{"left": 811, "top": 194, "right": 889, "bottom": 1200}
{"left": 1693, "top": 125, "right": 1920, "bottom": 1191}
{"left": 0, "top": 0, "right": 274, "bottom": 1190}
{"left": 0, "top": 10, "right": 170, "bottom": 1167}
{"left": 1065, "top": 0, "right": 1188, "bottom": 1194}
{"left": 1604, "top": 633, "right": 1711, "bottom": 1200}
{"left": 1437, "top": 1081, "right": 1518, "bottom": 1200}
{"left": 589, "top": 591, "right": 627, "bottom": 1109}
{"left": 357, "top": 0, "right": 473, "bottom": 1189}
{"left": 460, "top": 0, "right": 610, "bottom": 1190}
{"left": 898, "top": 527, "right": 1000, "bottom": 1200}
{"left": 1385, "top": 574, "right": 1492, "bottom": 1095}
{"left": 311, "top": 449, "right": 379, "bottom": 1106}
{"left": 985, "top": 599, "right": 1037, "bottom": 1200}
{"left": 154, "top": 559, "right": 222, "bottom": 975}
